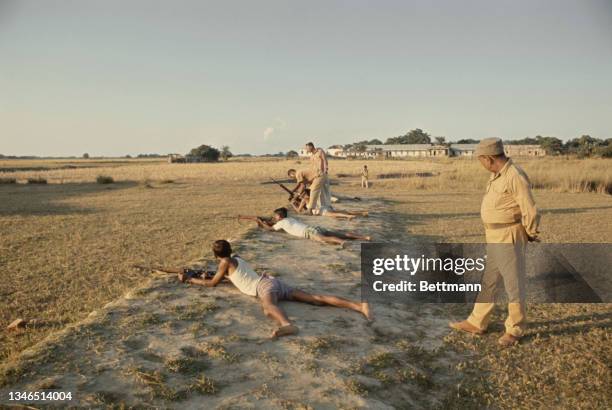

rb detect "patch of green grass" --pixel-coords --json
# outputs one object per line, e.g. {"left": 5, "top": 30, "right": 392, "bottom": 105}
{"left": 344, "top": 378, "right": 368, "bottom": 396}
{"left": 299, "top": 336, "right": 341, "bottom": 355}
{"left": 188, "top": 374, "right": 217, "bottom": 395}
{"left": 198, "top": 341, "right": 239, "bottom": 363}
{"left": 27, "top": 177, "right": 47, "bottom": 184}
{"left": 364, "top": 351, "right": 397, "bottom": 370}
{"left": 96, "top": 175, "right": 114, "bottom": 184}
{"left": 170, "top": 302, "right": 219, "bottom": 321}
{"left": 164, "top": 357, "right": 208, "bottom": 375}
{"left": 0, "top": 177, "right": 17, "bottom": 184}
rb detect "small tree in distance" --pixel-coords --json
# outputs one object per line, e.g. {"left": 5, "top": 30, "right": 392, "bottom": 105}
{"left": 83, "top": 153, "right": 90, "bottom": 159}
{"left": 221, "top": 146, "right": 233, "bottom": 161}
{"left": 188, "top": 145, "right": 220, "bottom": 162}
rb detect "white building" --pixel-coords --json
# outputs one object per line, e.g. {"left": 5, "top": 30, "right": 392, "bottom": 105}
{"left": 450, "top": 144, "right": 477, "bottom": 157}
{"left": 353, "top": 144, "right": 449, "bottom": 158}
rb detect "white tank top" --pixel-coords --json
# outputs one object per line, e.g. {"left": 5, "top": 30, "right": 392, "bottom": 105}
{"left": 226, "top": 257, "right": 262, "bottom": 296}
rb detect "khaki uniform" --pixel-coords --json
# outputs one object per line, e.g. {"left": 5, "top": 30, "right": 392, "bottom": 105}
{"left": 295, "top": 168, "right": 316, "bottom": 184}
{"left": 361, "top": 168, "right": 369, "bottom": 188}
{"left": 467, "top": 159, "right": 539, "bottom": 337}
{"left": 308, "top": 148, "right": 331, "bottom": 210}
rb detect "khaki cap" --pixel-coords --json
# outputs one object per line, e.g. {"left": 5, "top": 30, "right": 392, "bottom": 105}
{"left": 475, "top": 138, "right": 504, "bottom": 156}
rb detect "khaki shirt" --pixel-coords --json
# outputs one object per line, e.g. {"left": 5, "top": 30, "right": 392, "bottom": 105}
{"left": 310, "top": 148, "right": 328, "bottom": 176}
{"left": 480, "top": 159, "right": 539, "bottom": 238}
{"left": 295, "top": 168, "right": 316, "bottom": 183}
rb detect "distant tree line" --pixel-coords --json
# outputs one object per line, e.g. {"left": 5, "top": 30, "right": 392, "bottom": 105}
{"left": 341, "top": 129, "right": 612, "bottom": 158}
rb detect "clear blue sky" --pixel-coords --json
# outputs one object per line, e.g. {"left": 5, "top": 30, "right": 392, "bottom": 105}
{"left": 1, "top": 0, "right": 611, "bottom": 156}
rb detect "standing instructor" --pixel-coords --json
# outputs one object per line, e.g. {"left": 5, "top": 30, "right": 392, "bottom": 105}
{"left": 305, "top": 142, "right": 331, "bottom": 211}
{"left": 449, "top": 138, "right": 540, "bottom": 347}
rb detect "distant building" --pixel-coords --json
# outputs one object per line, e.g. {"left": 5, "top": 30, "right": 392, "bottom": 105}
{"left": 295, "top": 142, "right": 546, "bottom": 160}
{"left": 326, "top": 145, "right": 346, "bottom": 157}
{"left": 298, "top": 148, "right": 310, "bottom": 158}
{"left": 450, "top": 144, "right": 477, "bottom": 157}
{"left": 504, "top": 145, "right": 546, "bottom": 157}
{"left": 351, "top": 144, "right": 449, "bottom": 158}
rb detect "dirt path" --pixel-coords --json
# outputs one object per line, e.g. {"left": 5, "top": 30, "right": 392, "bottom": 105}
{"left": 0, "top": 197, "right": 465, "bottom": 409}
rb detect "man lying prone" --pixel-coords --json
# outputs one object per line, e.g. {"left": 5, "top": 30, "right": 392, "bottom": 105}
{"left": 179, "top": 240, "right": 373, "bottom": 338}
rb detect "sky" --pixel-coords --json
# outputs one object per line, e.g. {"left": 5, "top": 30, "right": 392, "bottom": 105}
{"left": 1, "top": 0, "right": 611, "bottom": 157}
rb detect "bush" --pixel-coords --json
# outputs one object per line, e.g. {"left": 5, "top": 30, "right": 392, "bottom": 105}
{"left": 187, "top": 145, "right": 220, "bottom": 162}
{"left": 27, "top": 177, "right": 47, "bottom": 184}
{"left": 96, "top": 175, "right": 114, "bottom": 184}
{"left": 0, "top": 177, "right": 17, "bottom": 184}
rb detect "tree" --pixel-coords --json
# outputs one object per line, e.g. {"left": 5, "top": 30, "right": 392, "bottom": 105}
{"left": 368, "top": 138, "right": 383, "bottom": 145}
{"left": 221, "top": 145, "right": 233, "bottom": 161}
{"left": 535, "top": 136, "right": 564, "bottom": 155}
{"left": 435, "top": 136, "right": 446, "bottom": 145}
{"left": 455, "top": 139, "right": 479, "bottom": 144}
{"left": 188, "top": 145, "right": 220, "bottom": 162}
{"left": 385, "top": 128, "right": 431, "bottom": 144}
{"left": 286, "top": 150, "right": 299, "bottom": 159}
{"left": 83, "top": 153, "right": 90, "bottom": 159}
{"left": 565, "top": 135, "right": 604, "bottom": 158}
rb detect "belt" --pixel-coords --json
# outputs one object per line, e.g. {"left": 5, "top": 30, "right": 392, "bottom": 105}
{"left": 484, "top": 221, "right": 521, "bottom": 230}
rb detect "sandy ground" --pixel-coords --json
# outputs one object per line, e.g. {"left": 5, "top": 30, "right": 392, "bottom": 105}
{"left": 0, "top": 197, "right": 469, "bottom": 409}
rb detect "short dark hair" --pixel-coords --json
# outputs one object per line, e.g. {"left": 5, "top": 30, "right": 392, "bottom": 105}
{"left": 305, "top": 142, "right": 314, "bottom": 148}
{"left": 274, "top": 207, "right": 288, "bottom": 218}
{"left": 287, "top": 168, "right": 296, "bottom": 176}
{"left": 212, "top": 239, "right": 232, "bottom": 258}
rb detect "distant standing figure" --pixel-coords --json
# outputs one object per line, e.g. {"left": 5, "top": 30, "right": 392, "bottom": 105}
{"left": 361, "top": 165, "right": 369, "bottom": 188}
{"left": 305, "top": 142, "right": 331, "bottom": 210}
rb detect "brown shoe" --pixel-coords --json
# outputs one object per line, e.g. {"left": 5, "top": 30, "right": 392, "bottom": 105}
{"left": 449, "top": 320, "right": 484, "bottom": 335}
{"left": 498, "top": 333, "right": 520, "bottom": 347}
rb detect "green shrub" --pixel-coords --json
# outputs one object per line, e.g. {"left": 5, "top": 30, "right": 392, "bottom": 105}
{"left": 0, "top": 177, "right": 17, "bottom": 184}
{"left": 27, "top": 177, "right": 47, "bottom": 184}
{"left": 96, "top": 175, "right": 114, "bottom": 184}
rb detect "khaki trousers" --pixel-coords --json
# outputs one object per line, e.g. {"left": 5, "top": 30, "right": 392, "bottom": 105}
{"left": 308, "top": 174, "right": 330, "bottom": 210}
{"left": 467, "top": 224, "right": 528, "bottom": 337}
{"left": 361, "top": 176, "right": 369, "bottom": 188}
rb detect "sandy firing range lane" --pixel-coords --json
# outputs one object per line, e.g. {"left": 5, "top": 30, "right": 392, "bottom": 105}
{"left": 0, "top": 197, "right": 465, "bottom": 409}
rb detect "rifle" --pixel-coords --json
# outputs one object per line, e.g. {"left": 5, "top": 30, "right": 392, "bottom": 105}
{"left": 237, "top": 215, "right": 272, "bottom": 224}
{"left": 132, "top": 264, "right": 221, "bottom": 283}
{"left": 271, "top": 178, "right": 298, "bottom": 201}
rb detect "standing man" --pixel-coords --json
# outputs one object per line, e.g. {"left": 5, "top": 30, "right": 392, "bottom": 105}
{"left": 305, "top": 142, "right": 331, "bottom": 211}
{"left": 449, "top": 138, "right": 539, "bottom": 347}
{"left": 361, "top": 165, "right": 369, "bottom": 189}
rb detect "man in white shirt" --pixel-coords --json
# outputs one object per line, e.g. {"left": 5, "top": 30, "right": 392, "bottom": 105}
{"left": 253, "top": 207, "right": 371, "bottom": 246}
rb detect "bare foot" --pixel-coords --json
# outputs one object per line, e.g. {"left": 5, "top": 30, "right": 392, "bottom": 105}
{"left": 361, "top": 211, "right": 369, "bottom": 217}
{"left": 339, "top": 241, "right": 347, "bottom": 249}
{"left": 271, "top": 324, "right": 299, "bottom": 339}
{"left": 361, "top": 302, "right": 374, "bottom": 321}
{"left": 364, "top": 236, "right": 372, "bottom": 241}
{"left": 347, "top": 215, "right": 355, "bottom": 221}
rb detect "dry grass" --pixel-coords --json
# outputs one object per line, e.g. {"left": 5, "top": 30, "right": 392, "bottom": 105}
{"left": 0, "top": 156, "right": 610, "bottom": 408}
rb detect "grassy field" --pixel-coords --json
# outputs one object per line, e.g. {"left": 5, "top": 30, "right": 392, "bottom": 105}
{"left": 1, "top": 156, "right": 610, "bottom": 408}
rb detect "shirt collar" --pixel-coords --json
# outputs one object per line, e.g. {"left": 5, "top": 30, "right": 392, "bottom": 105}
{"left": 490, "top": 158, "right": 512, "bottom": 181}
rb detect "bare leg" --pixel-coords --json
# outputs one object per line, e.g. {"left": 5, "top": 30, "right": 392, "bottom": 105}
{"left": 325, "top": 230, "right": 371, "bottom": 241}
{"left": 259, "top": 293, "right": 299, "bottom": 338}
{"left": 324, "top": 210, "right": 356, "bottom": 220}
{"left": 290, "top": 290, "right": 374, "bottom": 321}
{"left": 311, "top": 233, "right": 345, "bottom": 246}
